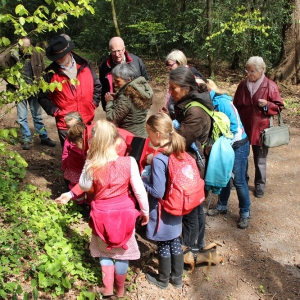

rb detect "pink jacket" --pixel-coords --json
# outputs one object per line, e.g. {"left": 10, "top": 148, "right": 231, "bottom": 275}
{"left": 233, "top": 76, "right": 284, "bottom": 146}
{"left": 62, "top": 138, "right": 86, "bottom": 173}
{"left": 89, "top": 194, "right": 139, "bottom": 250}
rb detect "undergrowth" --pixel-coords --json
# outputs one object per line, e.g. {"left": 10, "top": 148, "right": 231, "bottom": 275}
{"left": 0, "top": 129, "right": 101, "bottom": 300}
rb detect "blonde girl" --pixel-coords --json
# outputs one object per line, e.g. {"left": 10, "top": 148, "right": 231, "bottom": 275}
{"left": 79, "top": 119, "right": 149, "bottom": 297}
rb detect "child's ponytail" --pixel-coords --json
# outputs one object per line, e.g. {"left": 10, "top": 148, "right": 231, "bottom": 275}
{"left": 146, "top": 113, "right": 185, "bottom": 157}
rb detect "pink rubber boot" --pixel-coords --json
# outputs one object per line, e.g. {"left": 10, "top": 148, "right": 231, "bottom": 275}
{"left": 114, "top": 272, "right": 127, "bottom": 297}
{"left": 100, "top": 265, "right": 114, "bottom": 296}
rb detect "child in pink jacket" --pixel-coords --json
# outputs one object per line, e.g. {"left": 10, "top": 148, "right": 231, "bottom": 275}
{"left": 62, "top": 112, "right": 87, "bottom": 204}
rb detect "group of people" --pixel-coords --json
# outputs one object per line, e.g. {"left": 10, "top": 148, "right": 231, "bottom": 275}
{"left": 1, "top": 35, "right": 284, "bottom": 296}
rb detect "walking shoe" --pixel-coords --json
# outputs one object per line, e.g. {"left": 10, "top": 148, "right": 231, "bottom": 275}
{"left": 255, "top": 188, "right": 264, "bottom": 198}
{"left": 238, "top": 217, "right": 250, "bottom": 229}
{"left": 230, "top": 178, "right": 236, "bottom": 190}
{"left": 41, "top": 138, "right": 56, "bottom": 147}
{"left": 207, "top": 208, "right": 227, "bottom": 216}
{"left": 22, "top": 142, "right": 30, "bottom": 150}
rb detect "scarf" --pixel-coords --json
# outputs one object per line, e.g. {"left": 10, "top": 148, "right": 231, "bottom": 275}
{"left": 246, "top": 73, "right": 265, "bottom": 98}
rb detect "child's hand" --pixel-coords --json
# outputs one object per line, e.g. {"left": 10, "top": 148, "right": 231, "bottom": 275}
{"left": 140, "top": 214, "right": 149, "bottom": 226}
{"left": 159, "top": 106, "right": 169, "bottom": 115}
{"left": 146, "top": 154, "right": 153, "bottom": 165}
{"left": 55, "top": 191, "right": 72, "bottom": 204}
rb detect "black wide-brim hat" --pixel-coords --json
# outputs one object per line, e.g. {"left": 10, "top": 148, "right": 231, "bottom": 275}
{"left": 46, "top": 36, "right": 75, "bottom": 61}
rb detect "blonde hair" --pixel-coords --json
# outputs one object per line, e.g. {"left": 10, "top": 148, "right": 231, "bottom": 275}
{"left": 205, "top": 79, "right": 230, "bottom": 95}
{"left": 146, "top": 113, "right": 186, "bottom": 157}
{"left": 85, "top": 119, "right": 120, "bottom": 177}
{"left": 165, "top": 49, "right": 187, "bottom": 66}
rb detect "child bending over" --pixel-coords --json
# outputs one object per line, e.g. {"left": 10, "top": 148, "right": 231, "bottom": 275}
{"left": 76, "top": 119, "right": 149, "bottom": 297}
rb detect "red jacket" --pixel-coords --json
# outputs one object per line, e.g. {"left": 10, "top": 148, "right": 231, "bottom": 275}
{"left": 38, "top": 52, "right": 102, "bottom": 130}
{"left": 233, "top": 76, "right": 284, "bottom": 146}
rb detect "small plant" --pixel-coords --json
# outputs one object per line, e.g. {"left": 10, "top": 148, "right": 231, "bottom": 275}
{"left": 259, "top": 284, "right": 265, "bottom": 293}
{"left": 204, "top": 274, "right": 210, "bottom": 281}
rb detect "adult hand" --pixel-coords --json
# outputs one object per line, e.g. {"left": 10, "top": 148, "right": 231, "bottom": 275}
{"left": 258, "top": 99, "right": 267, "bottom": 107}
{"left": 105, "top": 92, "right": 114, "bottom": 102}
{"left": 55, "top": 191, "right": 72, "bottom": 204}
{"left": 140, "top": 214, "right": 149, "bottom": 226}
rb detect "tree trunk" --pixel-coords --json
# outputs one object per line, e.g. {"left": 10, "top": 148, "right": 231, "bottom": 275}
{"left": 270, "top": 0, "right": 300, "bottom": 84}
{"left": 207, "top": 0, "right": 214, "bottom": 77}
{"left": 111, "top": 0, "right": 121, "bottom": 37}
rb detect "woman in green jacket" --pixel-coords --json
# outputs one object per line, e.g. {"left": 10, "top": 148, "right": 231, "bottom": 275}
{"left": 105, "top": 63, "right": 153, "bottom": 137}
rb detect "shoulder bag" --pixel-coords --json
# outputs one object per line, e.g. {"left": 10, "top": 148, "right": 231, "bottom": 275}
{"left": 262, "top": 108, "right": 290, "bottom": 148}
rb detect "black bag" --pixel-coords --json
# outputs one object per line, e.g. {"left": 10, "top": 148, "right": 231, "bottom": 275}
{"left": 262, "top": 109, "right": 290, "bottom": 148}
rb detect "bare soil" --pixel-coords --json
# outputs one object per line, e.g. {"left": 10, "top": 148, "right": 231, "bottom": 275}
{"left": 1, "top": 62, "right": 300, "bottom": 300}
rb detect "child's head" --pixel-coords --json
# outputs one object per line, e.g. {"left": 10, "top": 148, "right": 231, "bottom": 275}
{"left": 67, "top": 122, "right": 86, "bottom": 149}
{"left": 64, "top": 111, "right": 83, "bottom": 129}
{"left": 146, "top": 113, "right": 186, "bottom": 156}
{"left": 86, "top": 120, "right": 121, "bottom": 172}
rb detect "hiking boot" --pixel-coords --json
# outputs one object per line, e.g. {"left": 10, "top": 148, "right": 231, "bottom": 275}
{"left": 255, "top": 188, "right": 264, "bottom": 198}
{"left": 238, "top": 217, "right": 250, "bottom": 229}
{"left": 207, "top": 208, "right": 227, "bottom": 216}
{"left": 41, "top": 138, "right": 56, "bottom": 147}
{"left": 22, "top": 142, "right": 30, "bottom": 150}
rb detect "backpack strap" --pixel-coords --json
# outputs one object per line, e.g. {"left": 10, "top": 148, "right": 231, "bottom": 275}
{"left": 184, "top": 101, "right": 213, "bottom": 118}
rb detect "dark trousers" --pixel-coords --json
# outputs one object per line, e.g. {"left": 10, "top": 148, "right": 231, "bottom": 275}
{"left": 182, "top": 203, "right": 205, "bottom": 249}
{"left": 252, "top": 144, "right": 268, "bottom": 190}
{"left": 57, "top": 129, "right": 68, "bottom": 149}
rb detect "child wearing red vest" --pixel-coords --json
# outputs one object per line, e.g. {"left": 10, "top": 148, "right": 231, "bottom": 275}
{"left": 78, "top": 119, "right": 149, "bottom": 297}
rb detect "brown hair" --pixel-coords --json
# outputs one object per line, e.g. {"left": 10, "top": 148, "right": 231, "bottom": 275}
{"left": 67, "top": 122, "right": 86, "bottom": 145}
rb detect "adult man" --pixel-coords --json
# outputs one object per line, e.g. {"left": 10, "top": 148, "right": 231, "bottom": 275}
{"left": 0, "top": 37, "right": 56, "bottom": 150}
{"left": 99, "top": 36, "right": 150, "bottom": 111}
{"left": 38, "top": 36, "right": 102, "bottom": 147}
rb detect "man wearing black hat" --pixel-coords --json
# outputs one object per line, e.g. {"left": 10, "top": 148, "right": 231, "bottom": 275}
{"left": 38, "top": 36, "right": 102, "bottom": 147}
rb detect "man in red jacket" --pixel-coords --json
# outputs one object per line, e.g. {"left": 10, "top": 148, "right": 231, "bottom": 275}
{"left": 38, "top": 35, "right": 102, "bottom": 147}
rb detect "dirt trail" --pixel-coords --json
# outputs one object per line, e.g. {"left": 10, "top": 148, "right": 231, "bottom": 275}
{"left": 1, "top": 76, "right": 300, "bottom": 300}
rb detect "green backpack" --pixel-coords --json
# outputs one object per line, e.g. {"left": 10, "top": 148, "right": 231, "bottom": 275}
{"left": 184, "top": 101, "right": 233, "bottom": 142}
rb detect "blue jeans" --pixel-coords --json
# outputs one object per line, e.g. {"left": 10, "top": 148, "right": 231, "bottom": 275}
{"left": 17, "top": 95, "right": 48, "bottom": 142}
{"left": 216, "top": 141, "right": 251, "bottom": 218}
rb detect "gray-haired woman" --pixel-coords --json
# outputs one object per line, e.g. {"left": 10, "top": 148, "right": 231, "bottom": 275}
{"left": 105, "top": 63, "right": 153, "bottom": 137}
{"left": 164, "top": 49, "right": 207, "bottom": 119}
{"left": 233, "top": 56, "right": 284, "bottom": 198}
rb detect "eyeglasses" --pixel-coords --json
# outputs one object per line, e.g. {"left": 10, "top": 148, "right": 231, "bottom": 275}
{"left": 110, "top": 48, "right": 125, "bottom": 54}
{"left": 167, "top": 61, "right": 177, "bottom": 68}
{"left": 245, "top": 69, "right": 257, "bottom": 74}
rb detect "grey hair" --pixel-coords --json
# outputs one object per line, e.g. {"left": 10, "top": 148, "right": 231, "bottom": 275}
{"left": 112, "top": 63, "right": 138, "bottom": 81}
{"left": 60, "top": 33, "right": 71, "bottom": 41}
{"left": 246, "top": 56, "right": 266, "bottom": 73}
{"left": 166, "top": 49, "right": 187, "bottom": 66}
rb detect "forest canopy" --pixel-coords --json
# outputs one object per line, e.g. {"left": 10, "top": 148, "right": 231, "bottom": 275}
{"left": 0, "top": 0, "right": 296, "bottom": 79}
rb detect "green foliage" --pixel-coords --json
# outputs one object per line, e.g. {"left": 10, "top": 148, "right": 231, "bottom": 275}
{"left": 0, "top": 181, "right": 99, "bottom": 298}
{"left": 0, "top": 2, "right": 100, "bottom": 298}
